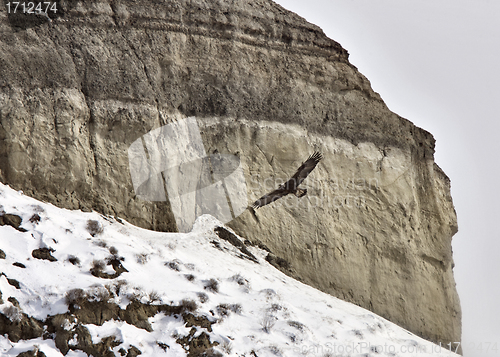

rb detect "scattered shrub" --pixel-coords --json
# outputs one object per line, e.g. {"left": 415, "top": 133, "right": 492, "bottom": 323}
{"left": 352, "top": 329, "right": 363, "bottom": 338}
{"left": 268, "top": 345, "right": 282, "bottom": 356}
{"left": 88, "top": 286, "right": 111, "bottom": 302}
{"left": 109, "top": 280, "right": 128, "bottom": 296}
{"left": 68, "top": 255, "right": 81, "bottom": 266}
{"left": 261, "top": 314, "right": 277, "bottom": 333}
{"left": 104, "top": 284, "right": 116, "bottom": 299}
{"left": 287, "top": 320, "right": 305, "bottom": 332}
{"left": 243, "top": 239, "right": 271, "bottom": 252}
{"left": 210, "top": 240, "right": 222, "bottom": 250}
{"left": 65, "top": 288, "right": 87, "bottom": 306}
{"left": 86, "top": 219, "right": 104, "bottom": 237}
{"left": 3, "top": 305, "right": 22, "bottom": 322}
{"left": 94, "top": 240, "right": 107, "bottom": 248}
{"left": 230, "top": 273, "right": 250, "bottom": 291}
{"left": 268, "top": 303, "right": 282, "bottom": 313}
{"left": 184, "top": 274, "right": 196, "bottom": 282}
{"left": 216, "top": 303, "right": 242, "bottom": 317}
{"left": 165, "top": 261, "right": 180, "bottom": 271}
{"left": 204, "top": 279, "right": 219, "bottom": 293}
{"left": 67, "top": 285, "right": 112, "bottom": 304}
{"left": 179, "top": 299, "right": 198, "bottom": 312}
{"left": 106, "top": 254, "right": 125, "bottom": 266}
{"left": 31, "top": 204, "right": 44, "bottom": 213}
{"left": 17, "top": 347, "right": 46, "bottom": 357}
{"left": 221, "top": 341, "right": 233, "bottom": 354}
{"left": 287, "top": 332, "right": 297, "bottom": 343}
{"left": 260, "top": 288, "right": 277, "bottom": 300}
{"left": 90, "top": 259, "right": 105, "bottom": 275}
{"left": 29, "top": 213, "right": 41, "bottom": 224}
{"left": 148, "top": 291, "right": 161, "bottom": 304}
{"left": 231, "top": 273, "right": 244, "bottom": 284}
{"left": 199, "top": 348, "right": 222, "bottom": 357}
{"left": 216, "top": 304, "right": 231, "bottom": 319}
{"left": 128, "top": 290, "right": 143, "bottom": 303}
{"left": 136, "top": 253, "right": 149, "bottom": 264}
{"left": 109, "top": 246, "right": 118, "bottom": 255}
{"left": 229, "top": 303, "right": 242, "bottom": 314}
{"left": 197, "top": 292, "right": 209, "bottom": 303}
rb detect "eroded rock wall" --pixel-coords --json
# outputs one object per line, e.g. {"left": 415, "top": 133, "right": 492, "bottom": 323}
{"left": 206, "top": 118, "right": 460, "bottom": 346}
{"left": 0, "top": 0, "right": 460, "bottom": 346}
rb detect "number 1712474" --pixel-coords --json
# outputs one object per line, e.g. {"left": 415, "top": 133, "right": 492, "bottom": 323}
{"left": 6, "top": 2, "right": 57, "bottom": 14}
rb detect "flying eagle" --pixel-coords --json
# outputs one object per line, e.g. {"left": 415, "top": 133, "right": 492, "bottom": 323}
{"left": 251, "top": 151, "right": 323, "bottom": 209}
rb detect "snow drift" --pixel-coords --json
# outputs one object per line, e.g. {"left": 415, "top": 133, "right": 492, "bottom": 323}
{"left": 0, "top": 183, "right": 459, "bottom": 357}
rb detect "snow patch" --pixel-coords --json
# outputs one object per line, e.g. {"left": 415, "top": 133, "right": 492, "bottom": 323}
{"left": 0, "top": 182, "right": 460, "bottom": 356}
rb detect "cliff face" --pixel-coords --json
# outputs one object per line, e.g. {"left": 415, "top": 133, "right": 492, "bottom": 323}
{"left": 0, "top": 0, "right": 461, "bottom": 347}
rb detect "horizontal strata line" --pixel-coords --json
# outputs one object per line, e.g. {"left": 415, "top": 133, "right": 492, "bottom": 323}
{"left": 53, "top": 15, "right": 348, "bottom": 62}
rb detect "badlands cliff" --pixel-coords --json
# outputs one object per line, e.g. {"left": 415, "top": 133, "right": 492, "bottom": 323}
{"left": 0, "top": 0, "right": 461, "bottom": 347}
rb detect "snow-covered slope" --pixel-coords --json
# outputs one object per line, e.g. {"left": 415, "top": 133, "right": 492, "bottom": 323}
{"left": 0, "top": 183, "right": 460, "bottom": 357}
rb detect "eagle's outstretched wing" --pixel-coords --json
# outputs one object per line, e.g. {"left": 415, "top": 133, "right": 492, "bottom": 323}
{"left": 250, "top": 151, "right": 323, "bottom": 209}
{"left": 284, "top": 151, "right": 323, "bottom": 190}
{"left": 251, "top": 187, "right": 288, "bottom": 209}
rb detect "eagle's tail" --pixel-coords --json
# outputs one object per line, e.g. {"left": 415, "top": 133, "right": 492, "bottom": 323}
{"left": 295, "top": 188, "right": 307, "bottom": 198}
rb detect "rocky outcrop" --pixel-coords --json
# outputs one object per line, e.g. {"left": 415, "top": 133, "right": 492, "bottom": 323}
{"left": 0, "top": 0, "right": 460, "bottom": 347}
{"left": 0, "top": 290, "right": 214, "bottom": 356}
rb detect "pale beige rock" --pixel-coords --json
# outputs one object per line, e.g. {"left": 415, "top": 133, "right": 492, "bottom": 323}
{"left": 0, "top": 0, "right": 460, "bottom": 348}
{"left": 204, "top": 118, "right": 460, "bottom": 347}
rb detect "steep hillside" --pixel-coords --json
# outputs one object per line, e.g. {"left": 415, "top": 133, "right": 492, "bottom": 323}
{"left": 0, "top": 183, "right": 461, "bottom": 357}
